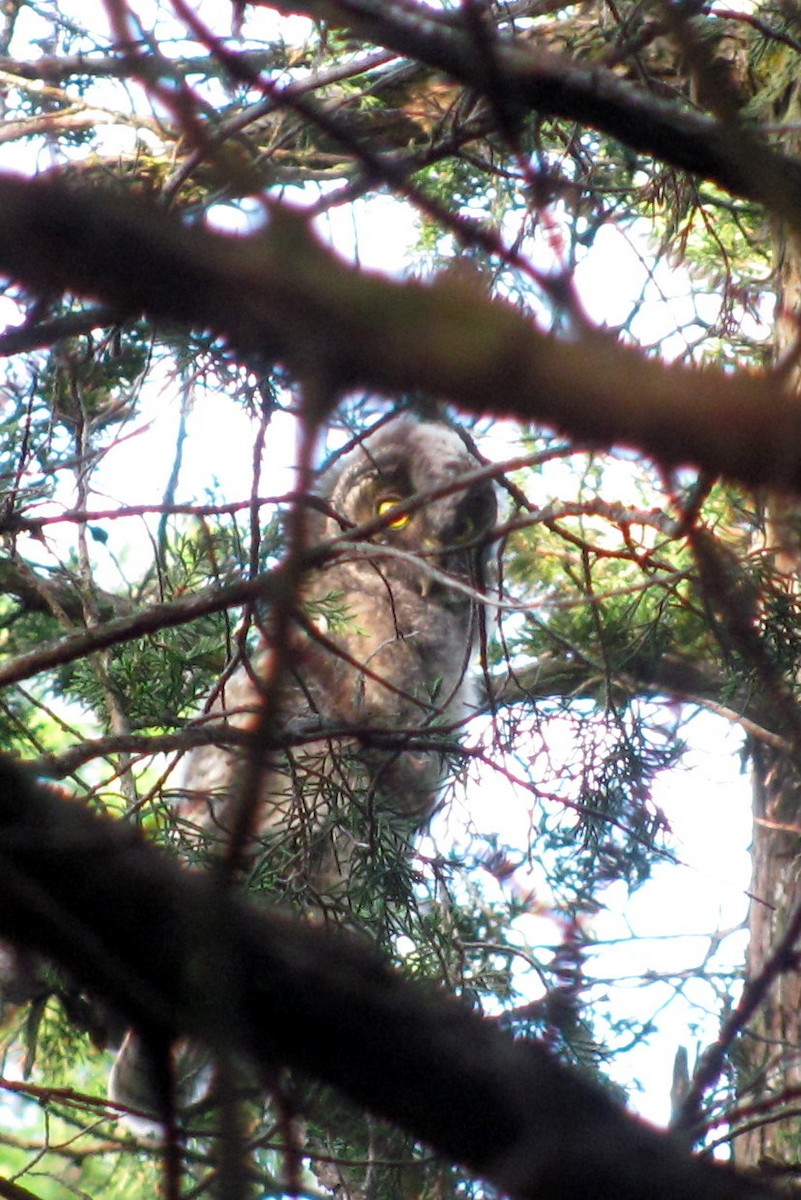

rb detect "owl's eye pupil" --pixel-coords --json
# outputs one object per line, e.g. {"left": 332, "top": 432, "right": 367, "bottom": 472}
{"left": 376, "top": 498, "right": 410, "bottom": 529}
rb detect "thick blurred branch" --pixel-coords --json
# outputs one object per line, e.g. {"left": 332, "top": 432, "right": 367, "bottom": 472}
{"left": 0, "top": 756, "right": 775, "bottom": 1200}
{"left": 0, "top": 173, "right": 798, "bottom": 492}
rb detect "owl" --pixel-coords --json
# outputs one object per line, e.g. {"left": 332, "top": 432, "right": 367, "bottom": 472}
{"left": 108, "top": 416, "right": 498, "bottom": 1118}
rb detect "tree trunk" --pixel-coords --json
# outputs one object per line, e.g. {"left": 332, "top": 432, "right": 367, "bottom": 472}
{"left": 733, "top": 199, "right": 801, "bottom": 1175}
{"left": 735, "top": 746, "right": 801, "bottom": 1173}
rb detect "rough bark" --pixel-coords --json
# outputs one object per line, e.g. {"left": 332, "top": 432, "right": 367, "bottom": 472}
{"left": 731, "top": 100, "right": 801, "bottom": 1171}
{"left": 736, "top": 749, "right": 801, "bottom": 1171}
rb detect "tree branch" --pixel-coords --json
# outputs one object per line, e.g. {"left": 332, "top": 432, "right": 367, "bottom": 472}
{"left": 0, "top": 305, "right": 122, "bottom": 356}
{"left": 488, "top": 654, "right": 786, "bottom": 744}
{"left": 0, "top": 173, "right": 799, "bottom": 493}
{"left": 255, "top": 0, "right": 801, "bottom": 227}
{"left": 0, "top": 568, "right": 281, "bottom": 688}
{"left": 0, "top": 557, "right": 122, "bottom": 625}
{"left": 0, "top": 755, "right": 775, "bottom": 1200}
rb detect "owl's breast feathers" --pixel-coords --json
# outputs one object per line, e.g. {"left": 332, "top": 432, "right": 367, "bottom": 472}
{"left": 301, "top": 555, "right": 474, "bottom": 727}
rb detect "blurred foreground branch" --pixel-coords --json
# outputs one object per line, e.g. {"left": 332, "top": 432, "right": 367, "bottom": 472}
{"left": 0, "top": 755, "right": 775, "bottom": 1200}
{"left": 0, "top": 173, "right": 798, "bottom": 492}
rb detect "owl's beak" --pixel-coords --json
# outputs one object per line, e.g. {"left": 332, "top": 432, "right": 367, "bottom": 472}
{"left": 418, "top": 538, "right": 440, "bottom": 597}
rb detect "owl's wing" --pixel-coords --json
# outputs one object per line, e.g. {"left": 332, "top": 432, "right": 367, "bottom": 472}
{"left": 170, "top": 640, "right": 362, "bottom": 901}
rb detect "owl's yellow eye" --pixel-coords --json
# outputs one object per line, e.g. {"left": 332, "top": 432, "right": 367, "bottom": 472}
{"left": 376, "top": 498, "right": 410, "bottom": 529}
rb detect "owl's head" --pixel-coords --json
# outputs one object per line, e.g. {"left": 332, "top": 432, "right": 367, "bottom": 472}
{"left": 316, "top": 417, "right": 497, "bottom": 584}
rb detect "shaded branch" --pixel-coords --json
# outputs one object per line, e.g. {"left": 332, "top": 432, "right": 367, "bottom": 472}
{"left": 674, "top": 896, "right": 801, "bottom": 1141}
{"left": 0, "top": 305, "right": 122, "bottom": 356}
{"left": 258, "top": 0, "right": 801, "bottom": 227}
{"left": 0, "top": 174, "right": 800, "bottom": 492}
{"left": 0, "top": 49, "right": 290, "bottom": 83}
{"left": 489, "top": 654, "right": 782, "bottom": 740}
{"left": 0, "top": 557, "right": 122, "bottom": 625}
{"left": 0, "top": 569, "right": 282, "bottom": 688}
{"left": 17, "top": 648, "right": 785, "bottom": 780}
{"left": 0, "top": 755, "right": 775, "bottom": 1200}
